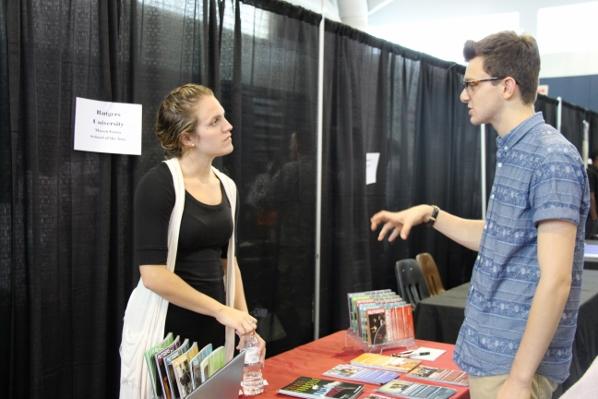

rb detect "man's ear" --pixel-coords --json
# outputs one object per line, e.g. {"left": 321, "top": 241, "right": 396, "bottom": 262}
{"left": 502, "top": 77, "right": 518, "bottom": 100}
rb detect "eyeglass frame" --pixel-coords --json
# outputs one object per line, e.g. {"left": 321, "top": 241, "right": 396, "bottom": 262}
{"left": 461, "top": 76, "right": 505, "bottom": 92}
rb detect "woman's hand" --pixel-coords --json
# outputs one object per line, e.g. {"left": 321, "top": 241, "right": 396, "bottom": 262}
{"left": 214, "top": 306, "right": 258, "bottom": 335}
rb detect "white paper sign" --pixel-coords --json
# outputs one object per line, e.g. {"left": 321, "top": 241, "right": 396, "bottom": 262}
{"left": 74, "top": 97, "right": 142, "bottom": 155}
{"left": 366, "top": 152, "right": 380, "bottom": 185}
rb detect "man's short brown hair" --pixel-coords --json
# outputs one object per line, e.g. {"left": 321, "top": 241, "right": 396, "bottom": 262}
{"left": 463, "top": 31, "right": 540, "bottom": 104}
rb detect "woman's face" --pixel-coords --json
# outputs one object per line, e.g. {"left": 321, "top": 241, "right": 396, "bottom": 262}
{"left": 188, "top": 95, "right": 233, "bottom": 157}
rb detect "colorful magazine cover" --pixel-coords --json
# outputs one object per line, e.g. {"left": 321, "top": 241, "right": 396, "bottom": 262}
{"left": 278, "top": 376, "right": 364, "bottom": 399}
{"left": 350, "top": 353, "right": 420, "bottom": 374}
{"left": 154, "top": 336, "right": 181, "bottom": 399}
{"left": 377, "top": 379, "right": 456, "bottom": 399}
{"left": 366, "top": 308, "right": 387, "bottom": 345}
{"left": 199, "top": 345, "right": 225, "bottom": 382}
{"left": 190, "top": 343, "right": 213, "bottom": 388}
{"left": 322, "top": 363, "right": 398, "bottom": 385}
{"left": 144, "top": 332, "right": 174, "bottom": 397}
{"left": 171, "top": 353, "right": 193, "bottom": 398}
{"left": 164, "top": 338, "right": 190, "bottom": 398}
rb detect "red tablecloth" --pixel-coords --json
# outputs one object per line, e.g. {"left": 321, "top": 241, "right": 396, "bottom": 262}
{"left": 259, "top": 330, "right": 470, "bottom": 398}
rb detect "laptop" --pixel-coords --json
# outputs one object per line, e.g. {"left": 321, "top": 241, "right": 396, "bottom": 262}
{"left": 187, "top": 351, "right": 246, "bottom": 399}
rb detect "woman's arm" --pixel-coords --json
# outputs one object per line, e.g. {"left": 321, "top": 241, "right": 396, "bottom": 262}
{"left": 140, "top": 264, "right": 257, "bottom": 335}
{"left": 230, "top": 257, "right": 249, "bottom": 312}
{"left": 222, "top": 257, "right": 267, "bottom": 356}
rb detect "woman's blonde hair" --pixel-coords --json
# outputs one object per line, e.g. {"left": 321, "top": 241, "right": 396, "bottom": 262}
{"left": 155, "top": 83, "right": 214, "bottom": 158}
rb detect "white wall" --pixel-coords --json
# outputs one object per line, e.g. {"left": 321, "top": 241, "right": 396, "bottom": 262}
{"left": 283, "top": 0, "right": 598, "bottom": 78}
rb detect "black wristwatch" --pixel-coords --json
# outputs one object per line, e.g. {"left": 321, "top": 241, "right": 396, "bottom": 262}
{"left": 427, "top": 205, "right": 440, "bottom": 227}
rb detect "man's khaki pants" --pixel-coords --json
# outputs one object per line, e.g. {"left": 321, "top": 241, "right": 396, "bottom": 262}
{"left": 468, "top": 374, "right": 558, "bottom": 399}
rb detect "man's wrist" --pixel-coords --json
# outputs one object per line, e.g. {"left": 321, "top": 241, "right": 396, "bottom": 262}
{"left": 426, "top": 205, "right": 440, "bottom": 226}
{"left": 507, "top": 370, "right": 533, "bottom": 388}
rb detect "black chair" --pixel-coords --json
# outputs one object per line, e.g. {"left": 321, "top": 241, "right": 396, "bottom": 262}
{"left": 395, "top": 258, "right": 430, "bottom": 306}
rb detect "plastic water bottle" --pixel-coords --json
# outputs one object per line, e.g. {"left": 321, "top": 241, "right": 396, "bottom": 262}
{"left": 241, "top": 332, "right": 264, "bottom": 396}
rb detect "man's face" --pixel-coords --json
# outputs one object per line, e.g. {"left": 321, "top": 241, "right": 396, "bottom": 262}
{"left": 460, "top": 56, "right": 504, "bottom": 126}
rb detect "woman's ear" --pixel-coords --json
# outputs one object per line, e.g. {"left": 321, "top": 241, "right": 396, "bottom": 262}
{"left": 179, "top": 131, "right": 195, "bottom": 148}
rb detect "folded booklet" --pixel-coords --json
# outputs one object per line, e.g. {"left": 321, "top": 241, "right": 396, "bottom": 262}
{"left": 323, "top": 363, "right": 399, "bottom": 385}
{"left": 278, "top": 376, "right": 364, "bottom": 399}
{"left": 350, "top": 353, "right": 420, "bottom": 374}
{"left": 377, "top": 379, "right": 456, "bottom": 399}
{"left": 407, "top": 365, "right": 468, "bottom": 386}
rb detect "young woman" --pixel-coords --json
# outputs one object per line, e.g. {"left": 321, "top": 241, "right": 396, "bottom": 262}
{"left": 120, "top": 84, "right": 264, "bottom": 398}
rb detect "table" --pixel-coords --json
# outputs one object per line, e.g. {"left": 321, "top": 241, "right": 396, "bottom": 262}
{"left": 261, "top": 330, "right": 470, "bottom": 398}
{"left": 414, "top": 269, "right": 598, "bottom": 393}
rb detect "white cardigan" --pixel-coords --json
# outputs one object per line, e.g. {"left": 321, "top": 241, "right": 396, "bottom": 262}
{"left": 119, "top": 158, "right": 238, "bottom": 399}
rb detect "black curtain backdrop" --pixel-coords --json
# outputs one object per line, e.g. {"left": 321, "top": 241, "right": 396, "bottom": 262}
{"left": 0, "top": 0, "right": 10, "bottom": 394}
{"left": 3, "top": 2, "right": 133, "bottom": 397}
{"left": 1, "top": 0, "right": 222, "bottom": 397}
{"left": 560, "top": 101, "right": 586, "bottom": 154}
{"left": 3, "top": 0, "right": 597, "bottom": 398}
{"left": 219, "top": 0, "right": 320, "bottom": 356}
{"left": 589, "top": 111, "right": 598, "bottom": 155}
{"left": 319, "top": 22, "right": 479, "bottom": 335}
{"left": 536, "top": 94, "right": 558, "bottom": 128}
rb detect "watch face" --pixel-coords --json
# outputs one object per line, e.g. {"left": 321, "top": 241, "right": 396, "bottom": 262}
{"left": 427, "top": 206, "right": 439, "bottom": 226}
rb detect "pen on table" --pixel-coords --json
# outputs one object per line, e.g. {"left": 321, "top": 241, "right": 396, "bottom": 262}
{"left": 392, "top": 351, "right": 430, "bottom": 358}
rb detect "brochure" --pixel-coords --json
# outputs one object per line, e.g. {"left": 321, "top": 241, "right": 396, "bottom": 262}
{"left": 323, "top": 363, "right": 398, "bottom": 385}
{"left": 377, "top": 379, "right": 456, "bottom": 399}
{"left": 407, "top": 365, "right": 468, "bottom": 386}
{"left": 350, "top": 353, "right": 420, "bottom": 374}
{"left": 278, "top": 376, "right": 364, "bottom": 399}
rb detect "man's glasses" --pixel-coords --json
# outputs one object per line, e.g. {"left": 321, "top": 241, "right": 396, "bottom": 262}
{"left": 462, "top": 77, "right": 502, "bottom": 92}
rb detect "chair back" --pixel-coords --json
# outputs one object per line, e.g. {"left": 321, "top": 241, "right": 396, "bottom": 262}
{"left": 416, "top": 252, "right": 446, "bottom": 296}
{"left": 395, "top": 259, "right": 430, "bottom": 306}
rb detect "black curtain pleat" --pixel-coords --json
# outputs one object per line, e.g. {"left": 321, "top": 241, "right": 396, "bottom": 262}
{"left": 0, "top": 0, "right": 12, "bottom": 394}
{"left": 413, "top": 63, "right": 480, "bottom": 287}
{"left": 536, "top": 94, "right": 559, "bottom": 127}
{"left": 319, "top": 20, "right": 479, "bottom": 335}
{"left": 2, "top": 1, "right": 212, "bottom": 397}
{"left": 320, "top": 21, "right": 381, "bottom": 333}
{"left": 219, "top": 0, "right": 320, "bottom": 355}
{"left": 561, "top": 101, "right": 587, "bottom": 154}
{"left": 589, "top": 111, "right": 598, "bottom": 155}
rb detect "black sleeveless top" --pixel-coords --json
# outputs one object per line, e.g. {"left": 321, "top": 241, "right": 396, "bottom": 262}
{"left": 134, "top": 163, "right": 233, "bottom": 348}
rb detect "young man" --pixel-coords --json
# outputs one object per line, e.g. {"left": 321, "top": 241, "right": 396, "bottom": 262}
{"left": 371, "top": 31, "right": 589, "bottom": 399}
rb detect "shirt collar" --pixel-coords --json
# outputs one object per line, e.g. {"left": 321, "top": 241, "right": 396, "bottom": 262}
{"left": 496, "top": 112, "right": 545, "bottom": 150}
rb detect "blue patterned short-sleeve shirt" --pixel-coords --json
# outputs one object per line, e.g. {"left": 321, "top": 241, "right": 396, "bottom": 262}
{"left": 453, "top": 112, "right": 589, "bottom": 383}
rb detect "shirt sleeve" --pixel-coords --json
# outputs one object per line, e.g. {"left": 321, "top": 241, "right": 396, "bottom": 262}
{"left": 530, "top": 149, "right": 588, "bottom": 226}
{"left": 134, "top": 163, "right": 175, "bottom": 266}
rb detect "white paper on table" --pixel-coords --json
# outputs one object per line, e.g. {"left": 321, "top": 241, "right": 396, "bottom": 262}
{"left": 409, "top": 346, "right": 446, "bottom": 361}
{"left": 366, "top": 152, "right": 380, "bottom": 185}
